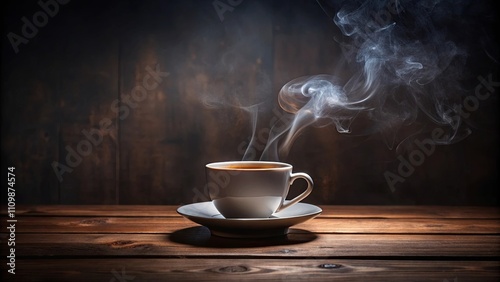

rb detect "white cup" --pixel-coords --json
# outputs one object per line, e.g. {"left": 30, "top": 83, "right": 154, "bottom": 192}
{"left": 206, "top": 161, "right": 314, "bottom": 218}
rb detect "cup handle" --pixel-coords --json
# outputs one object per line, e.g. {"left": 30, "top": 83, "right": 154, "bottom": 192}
{"left": 277, "top": 172, "right": 314, "bottom": 212}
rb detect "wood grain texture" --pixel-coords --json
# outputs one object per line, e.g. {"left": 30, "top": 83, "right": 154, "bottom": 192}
{"left": 10, "top": 216, "right": 500, "bottom": 235}
{"left": 55, "top": 1, "right": 121, "bottom": 204}
{"left": 1, "top": 0, "right": 121, "bottom": 204}
{"left": 0, "top": 205, "right": 498, "bottom": 281}
{"left": 5, "top": 258, "right": 499, "bottom": 282}
{"left": 10, "top": 205, "right": 500, "bottom": 218}
{"left": 4, "top": 232, "right": 499, "bottom": 258}
{"left": 1, "top": 0, "right": 499, "bottom": 206}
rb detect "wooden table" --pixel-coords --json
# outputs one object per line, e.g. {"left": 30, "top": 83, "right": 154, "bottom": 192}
{"left": 1, "top": 205, "right": 499, "bottom": 281}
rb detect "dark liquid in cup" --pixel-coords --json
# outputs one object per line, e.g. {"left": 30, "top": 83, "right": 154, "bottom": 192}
{"left": 225, "top": 164, "right": 284, "bottom": 170}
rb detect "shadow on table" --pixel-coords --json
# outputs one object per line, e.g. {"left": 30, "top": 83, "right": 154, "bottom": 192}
{"left": 168, "top": 226, "right": 317, "bottom": 248}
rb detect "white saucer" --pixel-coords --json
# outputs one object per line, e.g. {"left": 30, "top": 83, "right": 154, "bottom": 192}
{"left": 177, "top": 201, "right": 322, "bottom": 238}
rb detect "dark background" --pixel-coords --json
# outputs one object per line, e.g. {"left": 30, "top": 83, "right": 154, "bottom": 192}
{"left": 1, "top": 0, "right": 498, "bottom": 205}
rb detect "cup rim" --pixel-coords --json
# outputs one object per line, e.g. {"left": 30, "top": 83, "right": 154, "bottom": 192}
{"left": 206, "top": 160, "right": 292, "bottom": 171}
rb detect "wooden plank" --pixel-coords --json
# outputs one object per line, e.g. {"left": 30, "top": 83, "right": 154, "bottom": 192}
{"left": 0, "top": 19, "right": 63, "bottom": 204}
{"left": 4, "top": 232, "right": 499, "bottom": 258}
{"left": 117, "top": 34, "right": 183, "bottom": 205}
{"left": 5, "top": 258, "right": 499, "bottom": 282}
{"left": 10, "top": 216, "right": 500, "bottom": 234}
{"left": 58, "top": 124, "right": 117, "bottom": 204}
{"left": 2, "top": 0, "right": 499, "bottom": 207}
{"left": 318, "top": 206, "right": 500, "bottom": 219}
{"left": 10, "top": 205, "right": 180, "bottom": 217}
{"left": 10, "top": 205, "right": 500, "bottom": 219}
{"left": 1, "top": 0, "right": 121, "bottom": 205}
{"left": 116, "top": 0, "right": 275, "bottom": 205}
{"left": 117, "top": 1, "right": 192, "bottom": 205}
{"left": 53, "top": 0, "right": 121, "bottom": 204}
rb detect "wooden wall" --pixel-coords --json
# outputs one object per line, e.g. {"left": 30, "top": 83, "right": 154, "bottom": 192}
{"left": 1, "top": 0, "right": 498, "bottom": 205}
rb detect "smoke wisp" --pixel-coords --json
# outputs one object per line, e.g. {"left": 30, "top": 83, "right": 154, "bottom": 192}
{"left": 264, "top": 0, "right": 476, "bottom": 159}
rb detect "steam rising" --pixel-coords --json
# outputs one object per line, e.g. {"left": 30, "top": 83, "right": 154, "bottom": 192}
{"left": 199, "top": 0, "right": 494, "bottom": 162}
{"left": 265, "top": 0, "right": 472, "bottom": 158}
